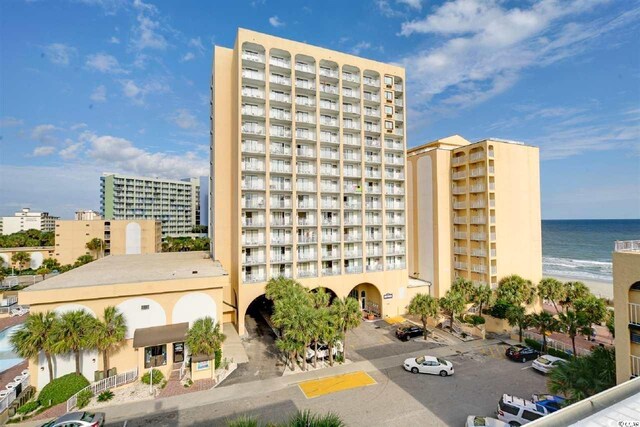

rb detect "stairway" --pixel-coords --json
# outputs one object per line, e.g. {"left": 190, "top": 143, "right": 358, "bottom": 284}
{"left": 157, "top": 363, "right": 183, "bottom": 398}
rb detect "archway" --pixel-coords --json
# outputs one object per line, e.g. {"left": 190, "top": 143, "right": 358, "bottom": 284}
{"left": 348, "top": 283, "right": 383, "bottom": 318}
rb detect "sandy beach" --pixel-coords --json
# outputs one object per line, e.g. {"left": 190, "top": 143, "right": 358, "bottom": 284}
{"left": 548, "top": 275, "right": 613, "bottom": 301}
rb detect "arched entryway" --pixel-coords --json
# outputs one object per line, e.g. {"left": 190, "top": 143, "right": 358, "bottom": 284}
{"left": 348, "top": 283, "right": 383, "bottom": 318}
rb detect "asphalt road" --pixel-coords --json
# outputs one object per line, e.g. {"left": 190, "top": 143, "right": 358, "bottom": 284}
{"left": 107, "top": 343, "right": 548, "bottom": 427}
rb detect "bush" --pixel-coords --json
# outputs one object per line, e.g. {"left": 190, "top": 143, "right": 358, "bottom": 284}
{"left": 38, "top": 373, "right": 90, "bottom": 408}
{"left": 465, "top": 314, "right": 486, "bottom": 325}
{"left": 17, "top": 400, "right": 39, "bottom": 415}
{"left": 525, "top": 338, "right": 571, "bottom": 360}
{"left": 490, "top": 300, "right": 512, "bottom": 319}
{"left": 141, "top": 369, "right": 164, "bottom": 385}
{"left": 97, "top": 390, "right": 114, "bottom": 402}
{"left": 76, "top": 389, "right": 93, "bottom": 409}
{"left": 215, "top": 348, "right": 222, "bottom": 369}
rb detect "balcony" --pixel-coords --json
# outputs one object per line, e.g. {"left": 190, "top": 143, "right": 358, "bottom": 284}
{"left": 386, "top": 203, "right": 405, "bottom": 210}
{"left": 342, "top": 90, "right": 360, "bottom": 100}
{"left": 241, "top": 181, "right": 265, "bottom": 191}
{"left": 343, "top": 121, "right": 361, "bottom": 131}
{"left": 454, "top": 246, "right": 467, "bottom": 255}
{"left": 322, "top": 251, "right": 341, "bottom": 260}
{"left": 471, "top": 216, "right": 487, "bottom": 224}
{"left": 269, "top": 93, "right": 291, "bottom": 104}
{"left": 365, "top": 138, "right": 381, "bottom": 148}
{"left": 271, "top": 218, "right": 292, "bottom": 227}
{"left": 270, "top": 182, "right": 292, "bottom": 191}
{"left": 366, "top": 264, "right": 383, "bottom": 272}
{"left": 452, "top": 186, "right": 467, "bottom": 195}
{"left": 386, "top": 141, "right": 403, "bottom": 151}
{"left": 297, "top": 235, "right": 317, "bottom": 244}
{"left": 319, "top": 85, "right": 339, "bottom": 95}
{"left": 491, "top": 266, "right": 497, "bottom": 275}
{"left": 471, "top": 200, "right": 486, "bottom": 209}
{"left": 364, "top": 124, "right": 381, "bottom": 133}
{"left": 242, "top": 70, "right": 265, "bottom": 81}
{"left": 631, "top": 355, "right": 640, "bottom": 378}
{"left": 386, "top": 233, "right": 404, "bottom": 241}
{"left": 345, "top": 265, "right": 363, "bottom": 274}
{"left": 242, "top": 125, "right": 265, "bottom": 136}
{"left": 320, "top": 117, "right": 339, "bottom": 128}
{"left": 242, "top": 237, "right": 266, "bottom": 246}
{"left": 343, "top": 73, "right": 360, "bottom": 84}
{"left": 367, "top": 187, "right": 382, "bottom": 195}
{"left": 453, "top": 216, "right": 467, "bottom": 224}
{"left": 297, "top": 218, "right": 317, "bottom": 227}
{"left": 387, "top": 261, "right": 405, "bottom": 270}
{"left": 344, "top": 201, "right": 362, "bottom": 210}
{"left": 471, "top": 232, "right": 487, "bottom": 241}
{"left": 322, "top": 218, "right": 340, "bottom": 226}
{"left": 297, "top": 183, "right": 316, "bottom": 192}
{"left": 343, "top": 105, "right": 360, "bottom": 115}
{"left": 395, "top": 99, "right": 403, "bottom": 107}
{"left": 296, "top": 131, "right": 316, "bottom": 141}
{"left": 320, "top": 134, "right": 338, "bottom": 144}
{"left": 269, "top": 57, "right": 290, "bottom": 69}
{"left": 295, "top": 62, "right": 315, "bottom": 74}
{"left": 453, "top": 202, "right": 466, "bottom": 210}
{"left": 242, "top": 106, "right": 265, "bottom": 117}
{"left": 616, "top": 240, "right": 640, "bottom": 252}
{"left": 386, "top": 157, "right": 404, "bottom": 165}
{"left": 270, "top": 110, "right": 291, "bottom": 121}
{"left": 242, "top": 163, "right": 266, "bottom": 172}
{"left": 297, "top": 165, "right": 316, "bottom": 175}
{"left": 270, "top": 128, "right": 292, "bottom": 139}
{"left": 452, "top": 156, "right": 466, "bottom": 166}
{"left": 344, "top": 153, "right": 362, "bottom": 162}
{"left": 298, "top": 269, "right": 318, "bottom": 278}
{"left": 366, "top": 217, "right": 382, "bottom": 225}
{"left": 630, "top": 303, "right": 640, "bottom": 326}
{"left": 454, "top": 262, "right": 467, "bottom": 270}
{"left": 271, "top": 145, "right": 292, "bottom": 156}
{"left": 363, "top": 77, "right": 378, "bottom": 87}
{"left": 452, "top": 171, "right": 467, "bottom": 180}
{"left": 243, "top": 273, "right": 266, "bottom": 283}
{"left": 344, "top": 250, "right": 362, "bottom": 258}
{"left": 345, "top": 234, "right": 362, "bottom": 242}
{"left": 322, "top": 268, "right": 341, "bottom": 276}
{"left": 320, "top": 68, "right": 339, "bottom": 78}
{"left": 454, "top": 232, "right": 467, "bottom": 240}
{"left": 297, "top": 252, "right": 317, "bottom": 261}
{"left": 385, "top": 172, "right": 404, "bottom": 180}
{"left": 386, "top": 217, "right": 404, "bottom": 225}
{"left": 322, "top": 235, "right": 341, "bottom": 244}
{"left": 321, "top": 184, "right": 339, "bottom": 193}
{"left": 296, "top": 97, "right": 316, "bottom": 108}
{"left": 271, "top": 236, "right": 292, "bottom": 245}
{"left": 472, "top": 264, "right": 486, "bottom": 274}
{"left": 242, "top": 218, "right": 265, "bottom": 227}
{"left": 470, "top": 168, "right": 486, "bottom": 177}
{"left": 243, "top": 255, "right": 266, "bottom": 265}
{"left": 363, "top": 93, "right": 380, "bottom": 103}
{"left": 471, "top": 248, "right": 487, "bottom": 257}
{"left": 242, "top": 199, "right": 265, "bottom": 209}
{"left": 242, "top": 51, "right": 265, "bottom": 63}
{"left": 271, "top": 254, "right": 293, "bottom": 263}
{"left": 297, "top": 149, "right": 316, "bottom": 158}
{"left": 387, "top": 247, "right": 405, "bottom": 256}
{"left": 344, "top": 169, "right": 361, "bottom": 178}
{"left": 344, "top": 217, "right": 361, "bottom": 226}
{"left": 296, "top": 80, "right": 316, "bottom": 91}
{"left": 469, "top": 152, "right": 485, "bottom": 162}
{"left": 470, "top": 185, "right": 486, "bottom": 193}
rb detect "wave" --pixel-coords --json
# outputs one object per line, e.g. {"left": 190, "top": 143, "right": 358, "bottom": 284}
{"left": 542, "top": 256, "right": 612, "bottom": 282}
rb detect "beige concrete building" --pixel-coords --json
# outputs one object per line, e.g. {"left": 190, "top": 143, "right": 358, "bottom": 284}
{"left": 19, "top": 252, "right": 231, "bottom": 390}
{"left": 54, "top": 219, "right": 162, "bottom": 265}
{"left": 212, "top": 29, "right": 428, "bottom": 334}
{"left": 0, "top": 247, "right": 54, "bottom": 270}
{"left": 407, "top": 135, "right": 541, "bottom": 297}
{"left": 613, "top": 240, "right": 640, "bottom": 384}
{"left": 0, "top": 208, "right": 59, "bottom": 235}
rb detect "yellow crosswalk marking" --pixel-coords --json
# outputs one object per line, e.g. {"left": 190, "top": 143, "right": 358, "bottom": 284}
{"left": 298, "top": 371, "right": 377, "bottom": 399}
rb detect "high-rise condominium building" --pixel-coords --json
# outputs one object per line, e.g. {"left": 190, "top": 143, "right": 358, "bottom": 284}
{"left": 100, "top": 173, "right": 200, "bottom": 237}
{"left": 407, "top": 135, "right": 542, "bottom": 297}
{"left": 613, "top": 240, "right": 640, "bottom": 384}
{"left": 212, "top": 29, "right": 414, "bottom": 334}
{"left": 0, "top": 208, "right": 59, "bottom": 235}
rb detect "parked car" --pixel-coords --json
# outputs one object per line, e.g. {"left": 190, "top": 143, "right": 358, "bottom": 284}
{"left": 305, "top": 341, "right": 343, "bottom": 362}
{"left": 531, "top": 355, "right": 566, "bottom": 374}
{"left": 531, "top": 394, "right": 566, "bottom": 413}
{"left": 505, "top": 345, "right": 540, "bottom": 363}
{"left": 40, "top": 412, "right": 105, "bottom": 427}
{"left": 403, "top": 355, "right": 454, "bottom": 376}
{"left": 396, "top": 324, "right": 423, "bottom": 341}
{"left": 497, "top": 394, "right": 549, "bottom": 426}
{"left": 466, "top": 415, "right": 509, "bottom": 427}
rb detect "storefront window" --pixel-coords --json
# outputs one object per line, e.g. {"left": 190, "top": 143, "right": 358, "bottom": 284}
{"left": 144, "top": 344, "right": 167, "bottom": 368}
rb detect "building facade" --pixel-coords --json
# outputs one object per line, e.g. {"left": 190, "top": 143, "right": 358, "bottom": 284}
{"left": 19, "top": 252, "right": 230, "bottom": 390}
{"left": 0, "top": 208, "right": 59, "bottom": 235}
{"left": 407, "top": 135, "right": 542, "bottom": 297}
{"left": 212, "top": 29, "right": 424, "bottom": 334}
{"left": 613, "top": 240, "right": 640, "bottom": 384}
{"left": 54, "top": 219, "right": 162, "bottom": 265}
{"left": 74, "top": 210, "right": 102, "bottom": 221}
{"left": 199, "top": 176, "right": 209, "bottom": 228}
{"left": 100, "top": 173, "right": 200, "bottom": 237}
{"left": 0, "top": 247, "right": 54, "bottom": 270}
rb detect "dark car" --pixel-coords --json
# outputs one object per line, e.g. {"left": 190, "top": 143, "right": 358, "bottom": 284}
{"left": 396, "top": 324, "right": 424, "bottom": 341}
{"left": 505, "top": 345, "right": 540, "bottom": 362}
{"left": 41, "top": 412, "right": 105, "bottom": 427}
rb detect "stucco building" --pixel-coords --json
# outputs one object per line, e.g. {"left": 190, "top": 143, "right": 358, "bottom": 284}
{"left": 19, "top": 252, "right": 231, "bottom": 390}
{"left": 407, "top": 135, "right": 542, "bottom": 297}
{"left": 613, "top": 240, "right": 640, "bottom": 384}
{"left": 74, "top": 210, "right": 102, "bottom": 221}
{"left": 0, "top": 208, "right": 59, "bottom": 235}
{"left": 212, "top": 29, "right": 429, "bottom": 335}
{"left": 54, "top": 219, "right": 162, "bottom": 265}
{"left": 0, "top": 247, "right": 54, "bottom": 270}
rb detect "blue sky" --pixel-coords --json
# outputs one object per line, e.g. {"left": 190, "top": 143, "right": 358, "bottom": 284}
{"left": 0, "top": 0, "right": 639, "bottom": 220}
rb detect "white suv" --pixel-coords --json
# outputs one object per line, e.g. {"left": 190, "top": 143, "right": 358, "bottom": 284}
{"left": 497, "top": 394, "right": 549, "bottom": 426}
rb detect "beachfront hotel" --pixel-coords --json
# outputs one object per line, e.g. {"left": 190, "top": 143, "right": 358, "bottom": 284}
{"left": 613, "top": 240, "right": 640, "bottom": 383}
{"left": 211, "top": 28, "right": 430, "bottom": 334}
{"left": 100, "top": 173, "right": 201, "bottom": 237}
{"left": 406, "top": 135, "right": 542, "bottom": 298}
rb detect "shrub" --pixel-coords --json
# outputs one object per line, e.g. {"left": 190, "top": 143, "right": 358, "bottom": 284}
{"left": 465, "top": 314, "right": 486, "bottom": 325}
{"left": 38, "top": 373, "right": 90, "bottom": 408}
{"left": 76, "top": 389, "right": 93, "bottom": 409}
{"left": 525, "top": 338, "right": 572, "bottom": 360}
{"left": 141, "top": 369, "right": 164, "bottom": 385}
{"left": 17, "top": 400, "right": 39, "bottom": 415}
{"left": 97, "top": 390, "right": 114, "bottom": 402}
{"left": 490, "top": 300, "right": 512, "bottom": 319}
{"left": 215, "top": 347, "right": 222, "bottom": 369}
{"left": 227, "top": 416, "right": 259, "bottom": 427}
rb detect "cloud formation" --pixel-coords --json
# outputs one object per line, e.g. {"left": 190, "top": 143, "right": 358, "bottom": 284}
{"left": 85, "top": 53, "right": 126, "bottom": 73}
{"left": 269, "top": 16, "right": 285, "bottom": 27}
{"left": 90, "top": 85, "right": 107, "bottom": 102}
{"left": 170, "top": 109, "right": 199, "bottom": 130}
{"left": 43, "top": 43, "right": 76, "bottom": 65}
{"left": 32, "top": 146, "right": 56, "bottom": 157}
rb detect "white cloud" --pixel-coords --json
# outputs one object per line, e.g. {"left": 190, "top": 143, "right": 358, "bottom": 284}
{"left": 32, "top": 146, "right": 56, "bottom": 157}
{"left": 43, "top": 43, "right": 76, "bottom": 65}
{"left": 170, "top": 109, "right": 199, "bottom": 130}
{"left": 70, "top": 123, "right": 89, "bottom": 131}
{"left": 31, "top": 124, "right": 59, "bottom": 144}
{"left": 397, "top": 0, "right": 422, "bottom": 10}
{"left": 351, "top": 41, "right": 372, "bottom": 55}
{"left": 131, "top": 0, "right": 168, "bottom": 50}
{"left": 0, "top": 117, "right": 23, "bottom": 127}
{"left": 188, "top": 37, "right": 205, "bottom": 53}
{"left": 59, "top": 138, "right": 85, "bottom": 160}
{"left": 120, "top": 78, "right": 170, "bottom": 105}
{"left": 85, "top": 53, "right": 125, "bottom": 73}
{"left": 269, "top": 16, "right": 285, "bottom": 27}
{"left": 376, "top": 0, "right": 404, "bottom": 17}
{"left": 108, "top": 36, "right": 120, "bottom": 44}
{"left": 90, "top": 85, "right": 107, "bottom": 102}
{"left": 181, "top": 52, "right": 195, "bottom": 62}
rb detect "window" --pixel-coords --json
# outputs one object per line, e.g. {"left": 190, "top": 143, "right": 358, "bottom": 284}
{"left": 141, "top": 305, "right": 150, "bottom": 310}
{"left": 384, "top": 76, "right": 393, "bottom": 86}
{"left": 144, "top": 344, "right": 167, "bottom": 368}
{"left": 522, "top": 411, "right": 543, "bottom": 421}
{"left": 385, "top": 91, "right": 393, "bottom": 101}
{"left": 384, "top": 105, "right": 393, "bottom": 116}
{"left": 385, "top": 121, "right": 393, "bottom": 130}
{"left": 498, "top": 400, "right": 519, "bottom": 416}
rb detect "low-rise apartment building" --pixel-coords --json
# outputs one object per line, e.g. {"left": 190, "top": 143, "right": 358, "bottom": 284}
{"left": 54, "top": 219, "right": 162, "bottom": 265}
{"left": 0, "top": 208, "right": 59, "bottom": 235}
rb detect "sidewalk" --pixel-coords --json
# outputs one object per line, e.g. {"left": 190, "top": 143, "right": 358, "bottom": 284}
{"left": 12, "top": 338, "right": 503, "bottom": 426}
{"left": 223, "top": 323, "right": 249, "bottom": 364}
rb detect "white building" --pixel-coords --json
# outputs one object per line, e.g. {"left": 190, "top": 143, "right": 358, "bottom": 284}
{"left": 74, "top": 210, "right": 102, "bottom": 221}
{"left": 0, "top": 208, "right": 59, "bottom": 235}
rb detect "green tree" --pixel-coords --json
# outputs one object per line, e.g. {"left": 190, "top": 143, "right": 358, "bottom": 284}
{"left": 271, "top": 284, "right": 312, "bottom": 370}
{"left": 530, "top": 311, "right": 559, "bottom": 352}
{"left": 311, "top": 288, "right": 331, "bottom": 309}
{"left": 471, "top": 283, "right": 493, "bottom": 315}
{"left": 93, "top": 306, "right": 127, "bottom": 376}
{"left": 505, "top": 305, "right": 532, "bottom": 343}
{"left": 574, "top": 294, "right": 608, "bottom": 337}
{"left": 407, "top": 294, "right": 439, "bottom": 340}
{"left": 548, "top": 346, "right": 616, "bottom": 403}
{"left": 10, "top": 311, "right": 59, "bottom": 383}
{"left": 51, "top": 310, "right": 95, "bottom": 375}
{"left": 451, "top": 277, "right": 475, "bottom": 303}
{"left": 557, "top": 309, "right": 590, "bottom": 358}
{"left": 36, "top": 266, "right": 51, "bottom": 280}
{"left": 74, "top": 254, "right": 94, "bottom": 267}
{"left": 560, "top": 281, "right": 591, "bottom": 310}
{"left": 606, "top": 311, "right": 615, "bottom": 338}
{"left": 42, "top": 258, "right": 61, "bottom": 271}
{"left": 265, "top": 276, "right": 297, "bottom": 304}
{"left": 85, "top": 238, "right": 105, "bottom": 259}
{"left": 317, "top": 311, "right": 341, "bottom": 367}
{"left": 330, "top": 296, "right": 361, "bottom": 360}
{"left": 495, "top": 275, "right": 536, "bottom": 307}
{"left": 537, "top": 278, "right": 565, "bottom": 313}
{"left": 439, "top": 290, "right": 466, "bottom": 332}
{"left": 185, "top": 316, "right": 226, "bottom": 367}
{"left": 11, "top": 251, "right": 31, "bottom": 272}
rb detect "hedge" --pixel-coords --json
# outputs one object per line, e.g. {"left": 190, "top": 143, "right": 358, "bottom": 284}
{"left": 76, "top": 389, "right": 93, "bottom": 409}
{"left": 524, "top": 338, "right": 572, "bottom": 360}
{"left": 17, "top": 400, "right": 39, "bottom": 415}
{"left": 214, "top": 348, "right": 222, "bottom": 369}
{"left": 38, "top": 373, "right": 90, "bottom": 408}
{"left": 490, "top": 301, "right": 512, "bottom": 319}
{"left": 464, "top": 314, "right": 486, "bottom": 325}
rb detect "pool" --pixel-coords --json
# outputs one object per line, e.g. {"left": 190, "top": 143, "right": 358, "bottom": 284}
{"left": 0, "top": 324, "right": 24, "bottom": 373}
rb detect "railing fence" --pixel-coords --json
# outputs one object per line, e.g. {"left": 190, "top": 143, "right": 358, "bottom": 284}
{"left": 66, "top": 368, "right": 138, "bottom": 412}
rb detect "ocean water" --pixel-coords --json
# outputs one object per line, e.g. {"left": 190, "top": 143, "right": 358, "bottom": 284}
{"left": 542, "top": 219, "right": 640, "bottom": 283}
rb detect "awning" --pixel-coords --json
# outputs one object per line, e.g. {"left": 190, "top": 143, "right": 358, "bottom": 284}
{"left": 191, "top": 353, "right": 213, "bottom": 363}
{"left": 133, "top": 322, "right": 189, "bottom": 348}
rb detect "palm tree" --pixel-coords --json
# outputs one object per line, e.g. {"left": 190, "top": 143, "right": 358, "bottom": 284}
{"left": 471, "top": 283, "right": 493, "bottom": 315}
{"left": 560, "top": 281, "right": 590, "bottom": 310}
{"left": 74, "top": 254, "right": 94, "bottom": 267}
{"left": 11, "top": 251, "right": 31, "bottom": 273}
{"left": 439, "top": 290, "right": 466, "bottom": 331}
{"left": 311, "top": 288, "right": 331, "bottom": 309}
{"left": 271, "top": 287, "right": 312, "bottom": 370}
{"left": 185, "top": 317, "right": 226, "bottom": 363}
{"left": 451, "top": 277, "right": 475, "bottom": 303}
{"left": 51, "top": 310, "right": 95, "bottom": 375}
{"left": 10, "top": 311, "right": 58, "bottom": 382}
{"left": 93, "top": 306, "right": 127, "bottom": 376}
{"left": 85, "top": 238, "right": 105, "bottom": 259}
{"left": 505, "top": 305, "right": 531, "bottom": 343}
{"left": 36, "top": 266, "right": 51, "bottom": 280}
{"left": 265, "top": 276, "right": 297, "bottom": 303}
{"left": 330, "top": 296, "right": 361, "bottom": 361}
{"left": 318, "top": 311, "right": 341, "bottom": 367}
{"left": 407, "top": 294, "right": 439, "bottom": 340}
{"left": 557, "top": 309, "right": 589, "bottom": 358}
{"left": 573, "top": 294, "right": 608, "bottom": 339}
{"left": 530, "top": 311, "right": 559, "bottom": 353}
{"left": 537, "top": 278, "right": 565, "bottom": 314}
{"left": 495, "top": 275, "right": 536, "bottom": 307}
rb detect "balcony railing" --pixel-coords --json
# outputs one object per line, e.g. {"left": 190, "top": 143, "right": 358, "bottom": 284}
{"left": 616, "top": 240, "right": 640, "bottom": 252}
{"left": 271, "top": 110, "right": 292, "bottom": 121}
{"left": 244, "top": 273, "right": 266, "bottom": 283}
{"left": 344, "top": 234, "right": 362, "bottom": 242}
{"left": 271, "top": 254, "right": 293, "bottom": 263}
{"left": 471, "top": 216, "right": 486, "bottom": 224}
{"left": 472, "top": 264, "right": 486, "bottom": 274}
{"left": 271, "top": 146, "right": 292, "bottom": 156}
{"left": 471, "top": 232, "right": 487, "bottom": 241}
{"left": 453, "top": 216, "right": 467, "bottom": 224}
{"left": 471, "top": 248, "right": 487, "bottom": 257}
{"left": 271, "top": 236, "right": 292, "bottom": 245}
{"left": 297, "top": 251, "right": 317, "bottom": 261}
{"left": 454, "top": 247, "right": 467, "bottom": 255}
{"left": 243, "top": 256, "right": 266, "bottom": 265}
{"left": 387, "top": 233, "right": 404, "bottom": 240}
{"left": 319, "top": 85, "right": 338, "bottom": 95}
{"left": 297, "top": 235, "right": 317, "bottom": 244}
{"left": 242, "top": 199, "right": 265, "bottom": 209}
{"left": 270, "top": 57, "right": 290, "bottom": 68}
{"left": 270, "top": 183, "right": 292, "bottom": 191}
{"left": 242, "top": 144, "right": 265, "bottom": 154}
{"left": 452, "top": 156, "right": 466, "bottom": 165}
{"left": 346, "top": 266, "right": 363, "bottom": 274}
{"left": 471, "top": 200, "right": 486, "bottom": 209}
{"left": 295, "top": 63, "right": 315, "bottom": 73}
{"left": 344, "top": 201, "right": 362, "bottom": 210}
{"left": 322, "top": 268, "right": 341, "bottom": 276}
{"left": 242, "top": 70, "right": 265, "bottom": 81}
{"left": 242, "top": 238, "right": 266, "bottom": 246}
{"left": 298, "top": 269, "right": 318, "bottom": 278}
{"left": 470, "top": 168, "right": 486, "bottom": 177}
{"left": 343, "top": 105, "right": 360, "bottom": 114}
{"left": 363, "top": 77, "right": 378, "bottom": 86}
{"left": 242, "top": 51, "right": 265, "bottom": 63}
{"left": 454, "top": 262, "right": 467, "bottom": 270}
{"left": 632, "top": 355, "right": 640, "bottom": 378}
{"left": 296, "top": 81, "right": 316, "bottom": 91}
{"left": 320, "top": 151, "right": 339, "bottom": 160}
{"left": 386, "top": 203, "right": 405, "bottom": 210}
{"left": 454, "top": 232, "right": 467, "bottom": 240}
{"left": 242, "top": 218, "right": 265, "bottom": 227}
{"left": 271, "top": 218, "right": 292, "bottom": 226}
{"left": 242, "top": 181, "right": 265, "bottom": 190}
{"left": 470, "top": 185, "right": 486, "bottom": 193}
{"left": 630, "top": 303, "right": 640, "bottom": 326}
{"left": 320, "top": 68, "right": 338, "bottom": 78}
{"left": 270, "top": 93, "right": 291, "bottom": 104}
{"left": 343, "top": 73, "right": 360, "bottom": 83}
{"left": 242, "top": 107, "right": 265, "bottom": 117}
{"left": 452, "top": 171, "right": 467, "bottom": 180}
{"left": 452, "top": 186, "right": 467, "bottom": 195}
{"left": 387, "top": 261, "right": 406, "bottom": 270}
{"left": 385, "top": 172, "right": 404, "bottom": 180}
{"left": 297, "top": 149, "right": 315, "bottom": 158}
{"left": 296, "top": 97, "right": 316, "bottom": 107}
{"left": 469, "top": 152, "right": 485, "bottom": 162}
{"left": 366, "top": 264, "right": 383, "bottom": 272}
{"left": 297, "top": 218, "right": 317, "bottom": 226}
{"left": 297, "top": 183, "right": 316, "bottom": 192}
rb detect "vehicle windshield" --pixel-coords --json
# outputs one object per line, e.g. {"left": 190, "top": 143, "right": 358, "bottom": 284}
{"left": 436, "top": 358, "right": 447, "bottom": 365}
{"left": 80, "top": 413, "right": 95, "bottom": 421}
{"left": 536, "top": 357, "right": 551, "bottom": 365}
{"left": 415, "top": 356, "right": 425, "bottom": 364}
{"left": 472, "top": 417, "right": 487, "bottom": 426}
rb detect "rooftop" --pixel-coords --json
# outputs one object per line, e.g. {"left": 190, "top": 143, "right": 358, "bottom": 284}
{"left": 25, "top": 251, "right": 227, "bottom": 291}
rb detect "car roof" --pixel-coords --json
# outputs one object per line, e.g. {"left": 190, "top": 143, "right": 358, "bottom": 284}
{"left": 538, "top": 355, "right": 565, "bottom": 362}
{"left": 502, "top": 394, "right": 545, "bottom": 413}
{"left": 421, "top": 355, "right": 438, "bottom": 361}
{"left": 54, "top": 412, "right": 85, "bottom": 422}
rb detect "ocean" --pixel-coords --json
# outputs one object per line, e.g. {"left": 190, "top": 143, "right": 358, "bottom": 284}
{"left": 542, "top": 219, "right": 640, "bottom": 283}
